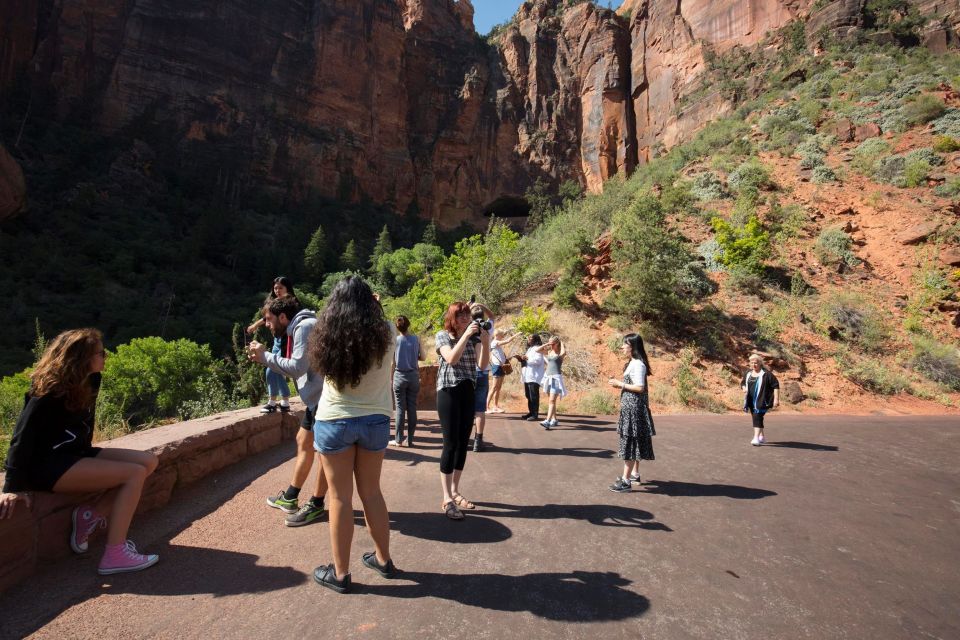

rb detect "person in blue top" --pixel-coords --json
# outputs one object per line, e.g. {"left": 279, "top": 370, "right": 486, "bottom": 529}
{"left": 391, "top": 315, "right": 423, "bottom": 447}
{"left": 247, "top": 277, "right": 297, "bottom": 414}
{"left": 742, "top": 354, "right": 780, "bottom": 446}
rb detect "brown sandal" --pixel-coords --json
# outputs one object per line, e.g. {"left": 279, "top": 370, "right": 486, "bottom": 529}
{"left": 452, "top": 494, "right": 475, "bottom": 510}
{"left": 442, "top": 501, "right": 464, "bottom": 520}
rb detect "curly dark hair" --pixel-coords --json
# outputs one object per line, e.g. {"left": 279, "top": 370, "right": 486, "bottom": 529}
{"left": 309, "top": 275, "right": 391, "bottom": 389}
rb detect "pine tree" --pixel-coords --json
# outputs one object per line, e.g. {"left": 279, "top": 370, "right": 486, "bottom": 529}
{"left": 339, "top": 239, "right": 361, "bottom": 272}
{"left": 369, "top": 224, "right": 392, "bottom": 270}
{"left": 303, "top": 225, "right": 328, "bottom": 282}
{"left": 421, "top": 221, "right": 438, "bottom": 246}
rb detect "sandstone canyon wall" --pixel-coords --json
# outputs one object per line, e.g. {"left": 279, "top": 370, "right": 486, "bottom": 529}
{"left": 0, "top": 0, "right": 957, "bottom": 226}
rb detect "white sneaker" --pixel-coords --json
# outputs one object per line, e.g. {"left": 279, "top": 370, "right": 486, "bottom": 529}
{"left": 751, "top": 437, "right": 761, "bottom": 446}
{"left": 757, "top": 434, "right": 765, "bottom": 444}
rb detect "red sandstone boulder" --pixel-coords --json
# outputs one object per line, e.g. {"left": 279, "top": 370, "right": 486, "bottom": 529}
{"left": 854, "top": 123, "right": 882, "bottom": 141}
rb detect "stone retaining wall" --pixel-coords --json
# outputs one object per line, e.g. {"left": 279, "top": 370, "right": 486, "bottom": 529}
{"left": 0, "top": 406, "right": 302, "bottom": 593}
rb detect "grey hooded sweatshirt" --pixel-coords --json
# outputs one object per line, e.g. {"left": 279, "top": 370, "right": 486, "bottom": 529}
{"left": 263, "top": 308, "right": 323, "bottom": 409}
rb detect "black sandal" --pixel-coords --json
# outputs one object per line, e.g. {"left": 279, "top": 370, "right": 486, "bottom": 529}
{"left": 362, "top": 552, "right": 398, "bottom": 578}
{"left": 313, "top": 564, "right": 352, "bottom": 593}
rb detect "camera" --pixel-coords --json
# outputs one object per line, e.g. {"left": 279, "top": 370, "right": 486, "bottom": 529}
{"left": 469, "top": 295, "right": 491, "bottom": 342}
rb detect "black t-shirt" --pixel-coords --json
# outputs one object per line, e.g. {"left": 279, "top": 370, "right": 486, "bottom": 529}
{"left": 2, "top": 373, "right": 101, "bottom": 492}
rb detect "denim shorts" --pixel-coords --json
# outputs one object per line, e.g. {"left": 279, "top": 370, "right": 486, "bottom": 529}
{"left": 490, "top": 364, "right": 505, "bottom": 378}
{"left": 313, "top": 413, "right": 391, "bottom": 455}
{"left": 474, "top": 372, "right": 489, "bottom": 412}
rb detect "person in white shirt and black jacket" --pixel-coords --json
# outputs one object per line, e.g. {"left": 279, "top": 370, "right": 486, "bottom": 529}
{"left": 742, "top": 354, "right": 780, "bottom": 446}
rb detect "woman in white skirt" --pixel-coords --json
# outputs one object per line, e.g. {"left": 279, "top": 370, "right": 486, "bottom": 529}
{"left": 539, "top": 337, "right": 566, "bottom": 430}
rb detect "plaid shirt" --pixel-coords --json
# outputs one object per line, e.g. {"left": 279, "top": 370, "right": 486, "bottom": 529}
{"left": 435, "top": 330, "right": 478, "bottom": 390}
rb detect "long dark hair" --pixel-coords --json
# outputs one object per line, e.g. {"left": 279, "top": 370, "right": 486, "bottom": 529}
{"left": 623, "top": 333, "right": 652, "bottom": 376}
{"left": 270, "top": 276, "right": 295, "bottom": 299}
{"left": 309, "top": 275, "right": 391, "bottom": 388}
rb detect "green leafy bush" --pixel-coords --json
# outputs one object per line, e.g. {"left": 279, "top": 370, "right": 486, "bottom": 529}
{"left": 837, "top": 352, "right": 911, "bottom": 394}
{"left": 727, "top": 159, "right": 774, "bottom": 196}
{"left": 553, "top": 257, "right": 584, "bottom": 309}
{"left": 852, "top": 138, "right": 892, "bottom": 175}
{"left": 820, "top": 293, "right": 889, "bottom": 352}
{"left": 577, "top": 390, "right": 618, "bottom": 415}
{"left": 673, "top": 348, "right": 726, "bottom": 412}
{"left": 814, "top": 228, "right": 859, "bottom": 266}
{"left": 515, "top": 304, "right": 550, "bottom": 337}
{"left": 932, "top": 136, "right": 960, "bottom": 153}
{"left": 691, "top": 172, "right": 727, "bottom": 201}
{"left": 931, "top": 108, "right": 960, "bottom": 138}
{"left": 796, "top": 134, "right": 834, "bottom": 169}
{"left": 812, "top": 165, "right": 837, "bottom": 183}
{"left": 759, "top": 105, "right": 815, "bottom": 153}
{"left": 874, "top": 148, "right": 944, "bottom": 187}
{"left": 606, "top": 195, "right": 701, "bottom": 323}
{"left": 727, "top": 265, "right": 768, "bottom": 296}
{"left": 373, "top": 243, "right": 445, "bottom": 297}
{"left": 910, "top": 336, "right": 960, "bottom": 390}
{"left": 710, "top": 215, "right": 771, "bottom": 275}
{"left": 98, "top": 337, "right": 217, "bottom": 429}
{"left": 902, "top": 94, "right": 947, "bottom": 126}
{"left": 934, "top": 177, "right": 960, "bottom": 198}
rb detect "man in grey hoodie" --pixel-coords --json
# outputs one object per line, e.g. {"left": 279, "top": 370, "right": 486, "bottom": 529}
{"left": 248, "top": 295, "right": 328, "bottom": 527}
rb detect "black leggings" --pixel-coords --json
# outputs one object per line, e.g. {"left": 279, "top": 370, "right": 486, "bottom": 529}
{"left": 525, "top": 382, "right": 540, "bottom": 418}
{"left": 438, "top": 380, "right": 475, "bottom": 474}
{"left": 751, "top": 412, "right": 765, "bottom": 429}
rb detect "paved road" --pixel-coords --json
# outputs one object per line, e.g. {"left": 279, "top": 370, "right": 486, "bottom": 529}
{"left": 1, "top": 413, "right": 958, "bottom": 639}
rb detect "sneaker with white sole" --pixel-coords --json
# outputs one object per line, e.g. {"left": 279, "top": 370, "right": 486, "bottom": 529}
{"left": 266, "top": 490, "right": 299, "bottom": 514}
{"left": 758, "top": 434, "right": 765, "bottom": 444}
{"left": 609, "top": 477, "right": 632, "bottom": 493}
{"left": 70, "top": 506, "right": 106, "bottom": 554}
{"left": 549, "top": 419, "right": 559, "bottom": 427}
{"left": 98, "top": 540, "right": 159, "bottom": 575}
{"left": 628, "top": 472, "right": 641, "bottom": 485}
{"left": 751, "top": 437, "right": 761, "bottom": 446}
{"left": 285, "top": 501, "right": 326, "bottom": 527}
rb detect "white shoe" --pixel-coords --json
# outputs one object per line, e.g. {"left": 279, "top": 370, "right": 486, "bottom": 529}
{"left": 751, "top": 437, "right": 761, "bottom": 446}
{"left": 758, "top": 434, "right": 765, "bottom": 444}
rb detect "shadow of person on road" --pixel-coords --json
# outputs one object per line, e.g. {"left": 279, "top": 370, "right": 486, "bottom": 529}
{"left": 490, "top": 446, "right": 615, "bottom": 459}
{"left": 642, "top": 480, "right": 777, "bottom": 499}
{"left": 359, "top": 510, "right": 514, "bottom": 544}
{"left": 105, "top": 545, "right": 306, "bottom": 596}
{"left": 472, "top": 501, "right": 672, "bottom": 530}
{"left": 359, "top": 570, "right": 650, "bottom": 622}
{"left": 763, "top": 441, "right": 839, "bottom": 451}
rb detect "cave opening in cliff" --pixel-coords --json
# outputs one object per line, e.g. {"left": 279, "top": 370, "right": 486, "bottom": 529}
{"left": 482, "top": 195, "right": 531, "bottom": 218}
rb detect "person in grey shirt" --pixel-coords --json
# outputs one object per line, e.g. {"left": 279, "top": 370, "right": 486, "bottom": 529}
{"left": 391, "top": 315, "right": 423, "bottom": 447}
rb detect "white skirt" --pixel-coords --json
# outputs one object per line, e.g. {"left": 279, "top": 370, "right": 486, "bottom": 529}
{"left": 540, "top": 374, "right": 567, "bottom": 398}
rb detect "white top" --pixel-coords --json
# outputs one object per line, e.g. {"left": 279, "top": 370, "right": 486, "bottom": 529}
{"left": 315, "top": 324, "right": 397, "bottom": 420}
{"left": 625, "top": 358, "right": 647, "bottom": 388}
{"left": 523, "top": 347, "right": 546, "bottom": 383}
{"left": 490, "top": 339, "right": 506, "bottom": 366}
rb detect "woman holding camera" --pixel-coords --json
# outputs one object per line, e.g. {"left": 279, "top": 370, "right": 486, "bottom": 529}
{"left": 435, "top": 302, "right": 490, "bottom": 520}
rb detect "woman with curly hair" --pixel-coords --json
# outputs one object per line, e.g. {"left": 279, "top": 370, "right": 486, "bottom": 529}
{"left": 0, "top": 329, "right": 160, "bottom": 574}
{"left": 435, "top": 301, "right": 490, "bottom": 520}
{"left": 309, "top": 276, "right": 397, "bottom": 594}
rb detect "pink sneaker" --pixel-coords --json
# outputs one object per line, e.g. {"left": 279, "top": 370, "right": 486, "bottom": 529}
{"left": 70, "top": 505, "right": 106, "bottom": 554}
{"left": 98, "top": 540, "right": 159, "bottom": 575}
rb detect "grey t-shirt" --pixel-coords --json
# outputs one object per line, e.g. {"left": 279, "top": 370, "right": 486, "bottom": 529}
{"left": 545, "top": 352, "right": 563, "bottom": 376}
{"left": 395, "top": 334, "right": 420, "bottom": 372}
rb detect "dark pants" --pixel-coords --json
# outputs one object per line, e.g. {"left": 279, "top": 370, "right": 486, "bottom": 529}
{"left": 438, "top": 380, "right": 475, "bottom": 474}
{"left": 525, "top": 382, "right": 540, "bottom": 418}
{"left": 751, "top": 412, "right": 765, "bottom": 429}
{"left": 393, "top": 370, "right": 420, "bottom": 443}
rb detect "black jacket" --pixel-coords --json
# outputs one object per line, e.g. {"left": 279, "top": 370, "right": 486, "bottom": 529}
{"left": 3, "top": 373, "right": 101, "bottom": 492}
{"left": 742, "top": 369, "right": 779, "bottom": 413}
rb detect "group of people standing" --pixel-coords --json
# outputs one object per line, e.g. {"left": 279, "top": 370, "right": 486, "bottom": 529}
{"left": 0, "top": 270, "right": 780, "bottom": 593}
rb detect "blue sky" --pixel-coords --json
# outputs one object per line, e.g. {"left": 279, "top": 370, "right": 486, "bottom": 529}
{"left": 471, "top": 1, "right": 623, "bottom": 35}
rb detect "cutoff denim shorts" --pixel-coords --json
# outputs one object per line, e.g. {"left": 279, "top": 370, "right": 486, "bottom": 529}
{"left": 313, "top": 413, "right": 391, "bottom": 455}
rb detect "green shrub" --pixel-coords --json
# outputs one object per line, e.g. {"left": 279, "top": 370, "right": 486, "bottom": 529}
{"left": 932, "top": 136, "right": 960, "bottom": 153}
{"left": 812, "top": 164, "right": 837, "bottom": 183}
{"left": 755, "top": 300, "right": 795, "bottom": 344}
{"left": 874, "top": 148, "right": 943, "bottom": 187}
{"left": 796, "top": 133, "right": 834, "bottom": 169}
{"left": 820, "top": 293, "right": 889, "bottom": 352}
{"left": 852, "top": 138, "right": 892, "bottom": 175}
{"left": 711, "top": 215, "right": 771, "bottom": 275}
{"left": 98, "top": 337, "right": 216, "bottom": 429}
{"left": 727, "top": 265, "right": 768, "bottom": 296}
{"left": 0, "top": 368, "right": 32, "bottom": 462}
{"left": 934, "top": 177, "right": 960, "bottom": 198}
{"left": 697, "top": 238, "right": 725, "bottom": 272}
{"left": 903, "top": 158, "right": 932, "bottom": 187}
{"left": 673, "top": 348, "right": 726, "bottom": 412}
{"left": 727, "top": 159, "right": 774, "bottom": 196}
{"left": 553, "top": 257, "right": 583, "bottom": 308}
{"left": 606, "top": 194, "right": 701, "bottom": 323}
{"left": 814, "top": 228, "right": 859, "bottom": 266}
{"left": 931, "top": 108, "right": 960, "bottom": 138}
{"left": 759, "top": 105, "right": 816, "bottom": 153}
{"left": 515, "top": 304, "right": 550, "bottom": 336}
{"left": 910, "top": 336, "right": 960, "bottom": 390}
{"left": 902, "top": 94, "right": 947, "bottom": 126}
{"left": 838, "top": 353, "right": 911, "bottom": 394}
{"left": 691, "top": 172, "right": 727, "bottom": 201}
{"left": 767, "top": 199, "right": 807, "bottom": 240}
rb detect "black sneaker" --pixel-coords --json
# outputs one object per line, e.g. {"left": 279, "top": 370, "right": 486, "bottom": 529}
{"left": 279, "top": 404, "right": 291, "bottom": 413}
{"left": 260, "top": 404, "right": 277, "bottom": 414}
{"left": 628, "top": 472, "right": 641, "bottom": 485}
{"left": 472, "top": 434, "right": 483, "bottom": 452}
{"left": 314, "top": 564, "right": 351, "bottom": 593}
{"left": 361, "top": 551, "right": 398, "bottom": 578}
{"left": 525, "top": 416, "right": 539, "bottom": 422}
{"left": 609, "top": 478, "right": 632, "bottom": 493}
{"left": 285, "top": 501, "right": 325, "bottom": 527}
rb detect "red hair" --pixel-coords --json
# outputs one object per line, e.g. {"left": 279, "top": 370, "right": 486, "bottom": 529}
{"left": 443, "top": 301, "right": 471, "bottom": 337}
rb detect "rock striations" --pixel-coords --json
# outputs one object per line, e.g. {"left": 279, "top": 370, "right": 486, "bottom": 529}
{"left": 0, "top": 0, "right": 957, "bottom": 225}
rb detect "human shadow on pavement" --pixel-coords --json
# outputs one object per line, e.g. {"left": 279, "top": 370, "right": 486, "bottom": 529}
{"left": 763, "top": 441, "right": 839, "bottom": 451}
{"left": 359, "top": 570, "right": 650, "bottom": 622}
{"left": 106, "top": 544, "right": 306, "bottom": 596}
{"left": 488, "top": 445, "right": 615, "bottom": 459}
{"left": 472, "top": 501, "right": 672, "bottom": 530}
{"left": 369, "top": 511, "right": 513, "bottom": 544}
{"left": 642, "top": 480, "right": 777, "bottom": 499}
